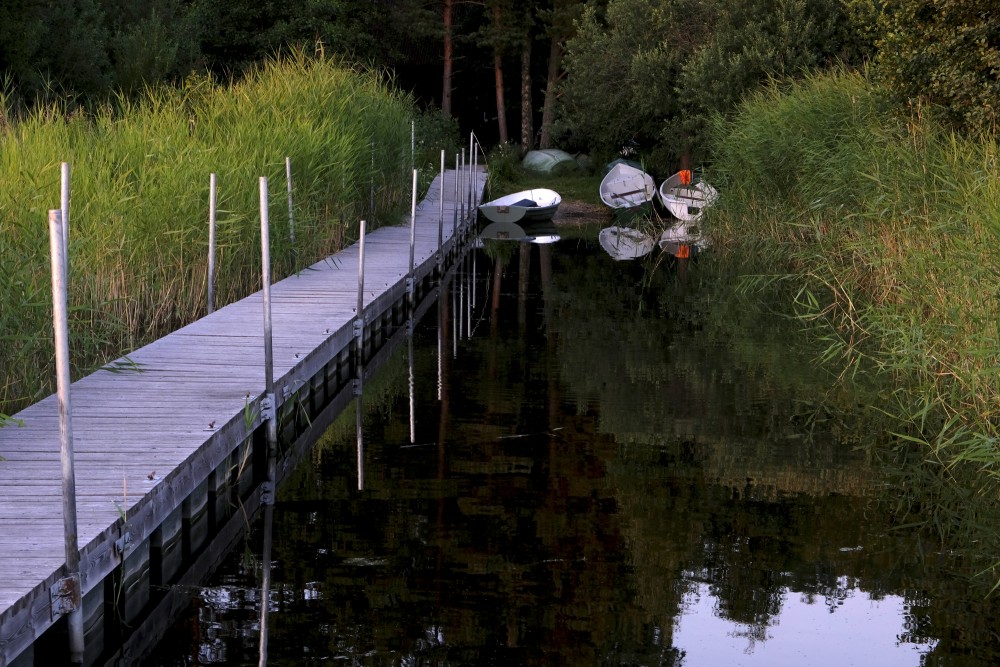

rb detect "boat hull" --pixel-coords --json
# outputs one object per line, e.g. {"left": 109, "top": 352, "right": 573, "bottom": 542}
{"left": 658, "top": 172, "right": 718, "bottom": 221}
{"left": 598, "top": 226, "right": 655, "bottom": 260}
{"left": 599, "top": 163, "right": 656, "bottom": 209}
{"left": 479, "top": 188, "right": 561, "bottom": 224}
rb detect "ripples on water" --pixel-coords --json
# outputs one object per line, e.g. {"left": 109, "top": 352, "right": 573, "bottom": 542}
{"left": 143, "top": 231, "right": 1000, "bottom": 666}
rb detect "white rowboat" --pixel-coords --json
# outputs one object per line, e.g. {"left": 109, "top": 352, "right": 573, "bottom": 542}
{"left": 657, "top": 171, "right": 718, "bottom": 221}
{"left": 599, "top": 162, "right": 656, "bottom": 209}
{"left": 478, "top": 188, "right": 561, "bottom": 224}
{"left": 598, "top": 226, "right": 655, "bottom": 260}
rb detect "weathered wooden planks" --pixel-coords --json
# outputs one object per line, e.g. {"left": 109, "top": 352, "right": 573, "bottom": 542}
{"left": 0, "top": 166, "right": 485, "bottom": 665}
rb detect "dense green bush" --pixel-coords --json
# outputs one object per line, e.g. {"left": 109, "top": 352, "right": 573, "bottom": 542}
{"left": 875, "top": 0, "right": 1000, "bottom": 135}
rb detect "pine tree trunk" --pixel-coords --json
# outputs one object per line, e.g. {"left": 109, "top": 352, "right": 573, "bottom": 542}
{"left": 538, "top": 36, "right": 562, "bottom": 148}
{"left": 493, "top": 5, "right": 508, "bottom": 143}
{"left": 442, "top": 0, "right": 454, "bottom": 117}
{"left": 520, "top": 36, "right": 533, "bottom": 153}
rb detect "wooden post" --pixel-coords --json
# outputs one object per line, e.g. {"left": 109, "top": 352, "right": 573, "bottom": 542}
{"left": 207, "top": 173, "right": 217, "bottom": 314}
{"left": 408, "top": 318, "right": 415, "bottom": 445}
{"left": 259, "top": 177, "right": 277, "bottom": 452}
{"left": 453, "top": 153, "right": 459, "bottom": 235}
{"left": 48, "top": 209, "right": 85, "bottom": 664}
{"left": 408, "top": 169, "right": 417, "bottom": 307}
{"left": 356, "top": 390, "right": 365, "bottom": 491}
{"left": 257, "top": 175, "right": 278, "bottom": 665}
{"left": 468, "top": 132, "right": 474, "bottom": 214}
{"left": 438, "top": 149, "right": 445, "bottom": 268}
{"left": 285, "top": 157, "right": 296, "bottom": 272}
{"left": 356, "top": 219, "right": 366, "bottom": 330}
{"left": 355, "top": 219, "right": 367, "bottom": 492}
{"left": 60, "top": 162, "right": 70, "bottom": 275}
{"left": 459, "top": 148, "right": 465, "bottom": 223}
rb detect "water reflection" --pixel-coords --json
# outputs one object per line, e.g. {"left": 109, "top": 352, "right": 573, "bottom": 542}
{"left": 143, "top": 229, "right": 1000, "bottom": 666}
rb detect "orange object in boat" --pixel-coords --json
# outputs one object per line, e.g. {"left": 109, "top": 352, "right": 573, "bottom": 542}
{"left": 676, "top": 244, "right": 691, "bottom": 258}
{"left": 679, "top": 170, "right": 692, "bottom": 186}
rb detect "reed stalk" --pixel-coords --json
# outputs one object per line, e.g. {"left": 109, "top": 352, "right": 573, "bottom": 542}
{"left": 706, "top": 68, "right": 1000, "bottom": 465}
{"left": 0, "top": 51, "right": 417, "bottom": 415}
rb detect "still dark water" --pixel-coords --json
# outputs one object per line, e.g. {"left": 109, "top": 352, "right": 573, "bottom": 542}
{"left": 144, "top": 231, "right": 1000, "bottom": 666}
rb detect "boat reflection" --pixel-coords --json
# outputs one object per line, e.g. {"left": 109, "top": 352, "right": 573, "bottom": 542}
{"left": 478, "top": 219, "right": 561, "bottom": 244}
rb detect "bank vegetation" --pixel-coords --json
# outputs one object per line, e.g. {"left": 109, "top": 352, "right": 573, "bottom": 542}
{"left": 0, "top": 53, "right": 457, "bottom": 418}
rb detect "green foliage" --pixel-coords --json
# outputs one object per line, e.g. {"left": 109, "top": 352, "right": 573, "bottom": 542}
{"left": 483, "top": 142, "right": 524, "bottom": 195}
{"left": 106, "top": 1, "right": 202, "bottom": 94}
{"left": 558, "top": 0, "right": 871, "bottom": 173}
{"left": 875, "top": 0, "right": 1000, "bottom": 135}
{"left": 194, "top": 0, "right": 441, "bottom": 76}
{"left": 708, "top": 69, "right": 1000, "bottom": 461}
{"left": 0, "top": 52, "right": 416, "bottom": 415}
{"left": 558, "top": 0, "right": 709, "bottom": 169}
{"left": 0, "top": 0, "right": 111, "bottom": 103}
{"left": 413, "top": 107, "right": 461, "bottom": 182}
{"left": 676, "top": 0, "right": 867, "bottom": 163}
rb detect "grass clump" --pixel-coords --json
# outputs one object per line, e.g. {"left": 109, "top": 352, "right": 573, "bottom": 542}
{"left": 706, "top": 68, "right": 1000, "bottom": 464}
{"left": 0, "top": 51, "right": 422, "bottom": 415}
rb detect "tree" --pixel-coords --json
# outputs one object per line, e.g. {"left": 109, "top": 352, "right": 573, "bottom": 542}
{"left": 676, "top": 0, "right": 860, "bottom": 162}
{"left": 0, "top": 0, "right": 111, "bottom": 104}
{"left": 537, "top": 0, "right": 585, "bottom": 149}
{"left": 558, "top": 0, "right": 710, "bottom": 166}
{"left": 443, "top": 0, "right": 455, "bottom": 116}
{"left": 519, "top": 3, "right": 536, "bottom": 151}
{"left": 876, "top": 0, "right": 1000, "bottom": 134}
{"left": 102, "top": 0, "right": 201, "bottom": 94}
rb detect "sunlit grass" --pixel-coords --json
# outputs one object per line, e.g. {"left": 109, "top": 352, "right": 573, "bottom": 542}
{"left": 0, "top": 51, "right": 419, "bottom": 414}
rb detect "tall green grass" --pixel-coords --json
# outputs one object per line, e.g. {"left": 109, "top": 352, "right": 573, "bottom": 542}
{"left": 707, "top": 69, "right": 1000, "bottom": 463}
{"left": 0, "top": 52, "right": 419, "bottom": 415}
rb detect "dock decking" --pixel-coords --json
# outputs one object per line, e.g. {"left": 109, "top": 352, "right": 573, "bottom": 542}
{"left": 0, "top": 166, "right": 485, "bottom": 666}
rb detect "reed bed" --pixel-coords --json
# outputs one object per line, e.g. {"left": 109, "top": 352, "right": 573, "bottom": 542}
{"left": 0, "top": 52, "right": 418, "bottom": 415}
{"left": 706, "top": 69, "right": 1000, "bottom": 464}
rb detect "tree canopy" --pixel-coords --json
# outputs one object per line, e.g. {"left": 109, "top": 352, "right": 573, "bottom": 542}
{"left": 0, "top": 0, "right": 995, "bottom": 151}
{"left": 876, "top": 0, "right": 999, "bottom": 134}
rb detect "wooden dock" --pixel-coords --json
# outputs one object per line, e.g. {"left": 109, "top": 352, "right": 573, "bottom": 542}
{"left": 0, "top": 166, "right": 485, "bottom": 666}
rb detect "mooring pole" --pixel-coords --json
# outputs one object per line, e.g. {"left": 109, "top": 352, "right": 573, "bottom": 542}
{"left": 453, "top": 153, "right": 459, "bottom": 235}
{"left": 408, "top": 316, "right": 416, "bottom": 445}
{"left": 458, "top": 258, "right": 465, "bottom": 342}
{"left": 257, "top": 175, "right": 278, "bottom": 667}
{"left": 408, "top": 169, "right": 417, "bottom": 308}
{"left": 370, "top": 141, "right": 375, "bottom": 221}
{"left": 410, "top": 119, "right": 415, "bottom": 176}
{"left": 207, "top": 173, "right": 217, "bottom": 314}
{"left": 452, "top": 272, "right": 458, "bottom": 358}
{"left": 260, "top": 176, "right": 277, "bottom": 430}
{"left": 48, "top": 209, "right": 84, "bottom": 664}
{"left": 60, "top": 162, "right": 70, "bottom": 275}
{"left": 258, "top": 177, "right": 278, "bottom": 452}
{"left": 356, "top": 219, "right": 367, "bottom": 341}
{"left": 355, "top": 219, "right": 367, "bottom": 491}
{"left": 459, "top": 148, "right": 465, "bottom": 224}
{"left": 257, "top": 498, "right": 274, "bottom": 667}
{"left": 466, "top": 253, "right": 472, "bottom": 338}
{"left": 438, "top": 150, "right": 445, "bottom": 269}
{"left": 285, "top": 156, "right": 296, "bottom": 272}
{"left": 468, "top": 132, "right": 474, "bottom": 214}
